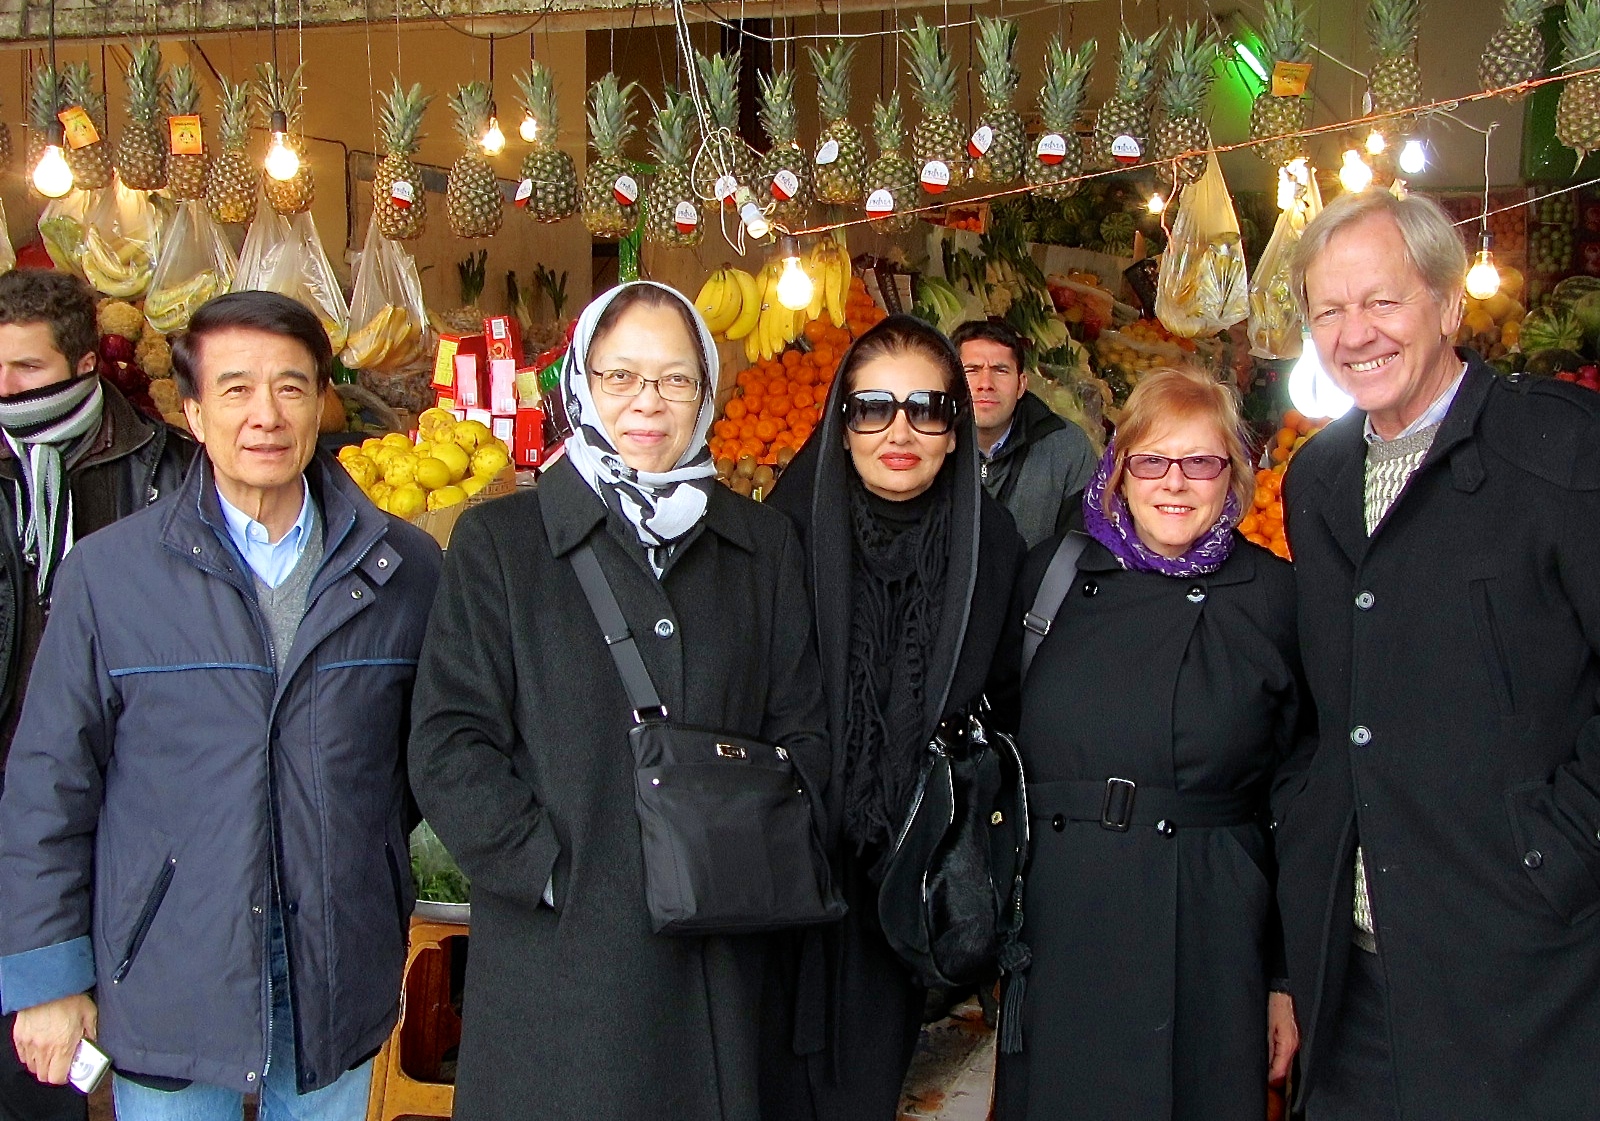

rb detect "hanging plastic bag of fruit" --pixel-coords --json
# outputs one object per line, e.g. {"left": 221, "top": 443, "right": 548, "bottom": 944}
{"left": 287, "top": 213, "right": 350, "bottom": 354}
{"left": 79, "top": 177, "right": 162, "bottom": 301}
{"left": 341, "top": 211, "right": 428, "bottom": 373}
{"left": 234, "top": 209, "right": 350, "bottom": 355}
{"left": 235, "top": 207, "right": 298, "bottom": 293}
{"left": 1247, "top": 160, "right": 1323, "bottom": 360}
{"left": 145, "top": 200, "right": 238, "bottom": 334}
{"left": 37, "top": 189, "right": 94, "bottom": 280}
{"left": 1155, "top": 156, "right": 1249, "bottom": 339}
{"left": 0, "top": 198, "right": 16, "bottom": 277}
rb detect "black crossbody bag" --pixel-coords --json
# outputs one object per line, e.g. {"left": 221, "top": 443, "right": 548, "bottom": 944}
{"left": 570, "top": 542, "right": 846, "bottom": 936}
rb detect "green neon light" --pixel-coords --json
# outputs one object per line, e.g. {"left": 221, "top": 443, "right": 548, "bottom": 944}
{"left": 1234, "top": 40, "right": 1270, "bottom": 84}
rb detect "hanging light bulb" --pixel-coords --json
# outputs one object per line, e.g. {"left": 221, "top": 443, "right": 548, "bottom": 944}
{"left": 32, "top": 123, "right": 73, "bottom": 198}
{"left": 1365, "top": 129, "right": 1387, "bottom": 155}
{"left": 481, "top": 112, "right": 506, "bottom": 155}
{"left": 1465, "top": 232, "right": 1501, "bottom": 300}
{"left": 735, "top": 186, "right": 770, "bottom": 242}
{"left": 775, "top": 238, "right": 814, "bottom": 311}
{"left": 519, "top": 111, "right": 538, "bottom": 144}
{"left": 1286, "top": 330, "right": 1354, "bottom": 420}
{"left": 1147, "top": 192, "right": 1166, "bottom": 214}
{"left": 1399, "top": 138, "right": 1426, "bottom": 175}
{"left": 1339, "top": 149, "right": 1374, "bottom": 193}
{"left": 264, "top": 109, "right": 300, "bottom": 181}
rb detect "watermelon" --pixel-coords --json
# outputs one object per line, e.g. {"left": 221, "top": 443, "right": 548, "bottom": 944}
{"left": 1517, "top": 306, "right": 1584, "bottom": 353}
{"left": 1523, "top": 348, "right": 1585, "bottom": 378}
{"left": 1550, "top": 275, "right": 1600, "bottom": 309}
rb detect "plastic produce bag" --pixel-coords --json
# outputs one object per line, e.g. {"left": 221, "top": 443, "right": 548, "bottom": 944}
{"left": 341, "top": 211, "right": 428, "bottom": 373}
{"left": 145, "top": 200, "right": 237, "bottom": 334}
{"left": 1155, "top": 156, "right": 1249, "bottom": 338}
{"left": 1248, "top": 161, "right": 1323, "bottom": 359}
{"left": 235, "top": 209, "right": 350, "bottom": 353}
{"left": 0, "top": 198, "right": 15, "bottom": 277}
{"left": 288, "top": 213, "right": 349, "bottom": 353}
{"left": 80, "top": 178, "right": 161, "bottom": 300}
{"left": 38, "top": 189, "right": 93, "bottom": 279}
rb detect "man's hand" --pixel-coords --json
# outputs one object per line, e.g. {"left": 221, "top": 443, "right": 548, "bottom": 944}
{"left": 1267, "top": 990, "right": 1300, "bottom": 1084}
{"left": 13, "top": 993, "right": 97, "bottom": 1086}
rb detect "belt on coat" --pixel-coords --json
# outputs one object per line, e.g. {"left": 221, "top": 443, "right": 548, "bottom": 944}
{"left": 1028, "top": 778, "right": 1262, "bottom": 832}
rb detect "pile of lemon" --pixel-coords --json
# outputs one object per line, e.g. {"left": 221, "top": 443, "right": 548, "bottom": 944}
{"left": 337, "top": 409, "right": 513, "bottom": 518}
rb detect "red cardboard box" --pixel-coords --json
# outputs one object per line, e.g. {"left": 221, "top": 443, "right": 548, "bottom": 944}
{"left": 483, "top": 315, "right": 523, "bottom": 364}
{"left": 515, "top": 406, "right": 547, "bottom": 468}
{"left": 433, "top": 334, "right": 487, "bottom": 391}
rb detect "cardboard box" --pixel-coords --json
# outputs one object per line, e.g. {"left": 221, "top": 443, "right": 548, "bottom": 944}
{"left": 514, "top": 407, "right": 546, "bottom": 468}
{"left": 408, "top": 466, "right": 516, "bottom": 548}
{"left": 454, "top": 352, "right": 483, "bottom": 408}
{"left": 483, "top": 315, "right": 523, "bottom": 364}
{"left": 432, "top": 334, "right": 487, "bottom": 391}
{"left": 489, "top": 358, "right": 518, "bottom": 415}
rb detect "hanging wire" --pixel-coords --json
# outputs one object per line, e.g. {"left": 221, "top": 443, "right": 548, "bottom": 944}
{"left": 1479, "top": 121, "right": 1497, "bottom": 236}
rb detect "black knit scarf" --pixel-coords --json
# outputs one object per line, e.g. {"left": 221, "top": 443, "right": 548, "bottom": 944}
{"left": 842, "top": 469, "right": 951, "bottom": 872}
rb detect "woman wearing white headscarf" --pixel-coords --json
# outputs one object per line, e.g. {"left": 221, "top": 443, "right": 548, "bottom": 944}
{"left": 410, "top": 281, "right": 831, "bottom": 1121}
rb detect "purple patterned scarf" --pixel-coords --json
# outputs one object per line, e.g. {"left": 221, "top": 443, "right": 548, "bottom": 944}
{"left": 1082, "top": 440, "right": 1240, "bottom": 576}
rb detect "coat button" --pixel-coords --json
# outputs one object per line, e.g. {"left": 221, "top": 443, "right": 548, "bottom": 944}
{"left": 1051, "top": 814, "right": 1065, "bottom": 831}
{"left": 246, "top": 1072, "right": 257, "bottom": 1083}
{"left": 1356, "top": 591, "right": 1375, "bottom": 610}
{"left": 376, "top": 557, "right": 388, "bottom": 569}
{"left": 654, "top": 618, "right": 675, "bottom": 638}
{"left": 286, "top": 900, "right": 299, "bottom": 915}
{"left": 305, "top": 1070, "right": 317, "bottom": 1083}
{"left": 1185, "top": 586, "right": 1206, "bottom": 603}
{"left": 251, "top": 905, "right": 262, "bottom": 915}
{"left": 351, "top": 589, "right": 363, "bottom": 599}
{"left": 192, "top": 545, "right": 202, "bottom": 555}
{"left": 1524, "top": 850, "right": 1543, "bottom": 869}
{"left": 1081, "top": 580, "right": 1098, "bottom": 597}
{"left": 1351, "top": 725, "right": 1372, "bottom": 746}
{"left": 1155, "top": 819, "right": 1174, "bottom": 835}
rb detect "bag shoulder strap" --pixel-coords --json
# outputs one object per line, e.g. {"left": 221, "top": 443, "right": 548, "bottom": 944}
{"left": 1020, "top": 530, "right": 1089, "bottom": 683}
{"left": 569, "top": 541, "right": 667, "bottom": 721}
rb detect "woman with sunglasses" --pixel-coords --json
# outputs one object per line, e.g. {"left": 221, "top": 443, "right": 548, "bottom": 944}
{"left": 409, "top": 281, "right": 829, "bottom": 1121}
{"left": 993, "top": 365, "right": 1305, "bottom": 1121}
{"left": 761, "top": 315, "right": 1024, "bottom": 1121}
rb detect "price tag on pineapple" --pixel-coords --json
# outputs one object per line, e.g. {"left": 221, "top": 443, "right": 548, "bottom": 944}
{"left": 920, "top": 160, "right": 950, "bottom": 193}
{"left": 713, "top": 174, "right": 738, "bottom": 204}
{"left": 394, "top": 180, "right": 419, "bottom": 209}
{"left": 866, "top": 189, "right": 895, "bottom": 218}
{"left": 1272, "top": 61, "right": 1313, "bottom": 98}
{"left": 771, "top": 169, "right": 800, "bottom": 201}
{"left": 512, "top": 179, "right": 532, "bottom": 208}
{"left": 967, "top": 126, "right": 994, "bottom": 159}
{"left": 58, "top": 106, "right": 100, "bottom": 150}
{"left": 612, "top": 175, "right": 639, "bottom": 206}
{"left": 168, "top": 114, "right": 203, "bottom": 156}
{"left": 1110, "top": 134, "right": 1142, "bottom": 164}
{"left": 1036, "top": 133, "right": 1068, "bottom": 165}
{"left": 674, "top": 200, "right": 699, "bottom": 234}
{"left": 816, "top": 140, "right": 840, "bottom": 166}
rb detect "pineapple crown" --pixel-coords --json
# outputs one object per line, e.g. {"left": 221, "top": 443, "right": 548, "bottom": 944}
{"left": 1500, "top": 0, "right": 1546, "bottom": 23}
{"left": 586, "top": 72, "right": 638, "bottom": 159}
{"left": 1366, "top": 0, "right": 1422, "bottom": 57}
{"left": 216, "top": 77, "right": 252, "bottom": 149}
{"left": 61, "top": 62, "right": 107, "bottom": 129}
{"left": 647, "top": 89, "right": 695, "bottom": 165}
{"left": 1259, "top": 0, "right": 1312, "bottom": 67}
{"left": 807, "top": 41, "right": 858, "bottom": 123}
{"left": 165, "top": 64, "right": 201, "bottom": 117}
{"left": 872, "top": 91, "right": 906, "bottom": 152}
{"left": 513, "top": 62, "right": 560, "bottom": 141}
{"left": 694, "top": 50, "right": 742, "bottom": 130}
{"left": 1114, "top": 25, "right": 1168, "bottom": 104}
{"left": 449, "top": 80, "right": 495, "bottom": 151}
{"left": 28, "top": 66, "right": 63, "bottom": 132}
{"left": 976, "top": 16, "right": 1022, "bottom": 109}
{"left": 379, "top": 79, "right": 432, "bottom": 158}
{"left": 1038, "top": 36, "right": 1097, "bottom": 131}
{"left": 906, "top": 17, "right": 959, "bottom": 116}
{"left": 757, "top": 69, "right": 799, "bottom": 146}
{"left": 252, "top": 62, "right": 305, "bottom": 131}
{"left": 1563, "top": 0, "right": 1600, "bottom": 67}
{"left": 125, "top": 40, "right": 164, "bottom": 128}
{"left": 1156, "top": 22, "right": 1219, "bottom": 117}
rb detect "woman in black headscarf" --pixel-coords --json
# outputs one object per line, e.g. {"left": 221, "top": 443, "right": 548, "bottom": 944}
{"left": 761, "top": 315, "right": 1024, "bottom": 1121}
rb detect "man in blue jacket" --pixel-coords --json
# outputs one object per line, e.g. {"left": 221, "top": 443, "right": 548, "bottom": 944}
{"left": 0, "top": 291, "right": 441, "bottom": 1120}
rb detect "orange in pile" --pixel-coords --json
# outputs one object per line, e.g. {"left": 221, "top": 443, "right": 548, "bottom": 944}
{"left": 1238, "top": 409, "right": 1328, "bottom": 560}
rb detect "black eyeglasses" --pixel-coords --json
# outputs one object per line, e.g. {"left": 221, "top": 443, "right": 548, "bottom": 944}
{"left": 841, "top": 390, "right": 959, "bottom": 435}
{"left": 1123, "top": 453, "right": 1231, "bottom": 481}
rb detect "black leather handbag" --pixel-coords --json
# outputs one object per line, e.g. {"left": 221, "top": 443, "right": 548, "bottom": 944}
{"left": 571, "top": 542, "right": 846, "bottom": 936}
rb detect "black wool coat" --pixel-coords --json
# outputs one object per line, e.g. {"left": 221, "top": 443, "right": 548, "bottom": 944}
{"left": 993, "top": 519, "right": 1304, "bottom": 1121}
{"left": 760, "top": 334, "right": 1024, "bottom": 1121}
{"left": 1279, "top": 354, "right": 1600, "bottom": 1119}
{"left": 408, "top": 459, "right": 830, "bottom": 1121}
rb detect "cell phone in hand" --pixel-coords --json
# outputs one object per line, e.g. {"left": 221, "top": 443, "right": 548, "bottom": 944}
{"left": 68, "top": 1039, "right": 109, "bottom": 1095}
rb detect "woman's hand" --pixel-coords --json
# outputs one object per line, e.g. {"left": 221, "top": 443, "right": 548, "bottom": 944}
{"left": 1267, "top": 990, "right": 1299, "bottom": 1084}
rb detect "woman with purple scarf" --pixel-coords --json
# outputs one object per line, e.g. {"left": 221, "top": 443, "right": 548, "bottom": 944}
{"left": 994, "top": 366, "right": 1307, "bottom": 1121}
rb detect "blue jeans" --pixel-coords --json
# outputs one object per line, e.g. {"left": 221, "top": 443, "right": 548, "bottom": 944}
{"left": 111, "top": 911, "right": 373, "bottom": 1121}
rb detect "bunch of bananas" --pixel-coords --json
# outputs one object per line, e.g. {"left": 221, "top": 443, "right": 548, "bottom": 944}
{"left": 341, "top": 305, "right": 423, "bottom": 372}
{"left": 693, "top": 236, "right": 854, "bottom": 363}
{"left": 144, "top": 270, "right": 227, "bottom": 334}
{"left": 82, "top": 233, "right": 155, "bottom": 300}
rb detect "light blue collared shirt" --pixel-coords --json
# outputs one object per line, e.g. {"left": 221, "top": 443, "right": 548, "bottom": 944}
{"left": 1363, "top": 363, "right": 1468, "bottom": 445}
{"left": 217, "top": 479, "right": 315, "bottom": 588}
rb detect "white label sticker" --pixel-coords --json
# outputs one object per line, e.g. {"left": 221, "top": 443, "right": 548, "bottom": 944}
{"left": 390, "top": 179, "right": 416, "bottom": 208}
{"left": 613, "top": 175, "right": 639, "bottom": 205}
{"left": 713, "top": 174, "right": 738, "bottom": 203}
{"left": 920, "top": 160, "right": 951, "bottom": 193}
{"left": 771, "top": 169, "right": 800, "bottom": 201}
{"left": 816, "top": 140, "right": 840, "bottom": 166}
{"left": 514, "top": 178, "right": 533, "bottom": 205}
{"left": 865, "top": 189, "right": 895, "bottom": 216}
{"left": 967, "top": 125, "right": 994, "bottom": 158}
{"left": 1110, "top": 134, "right": 1142, "bottom": 162}
{"left": 491, "top": 318, "right": 508, "bottom": 340}
{"left": 674, "top": 200, "right": 699, "bottom": 232}
{"left": 1036, "top": 133, "right": 1068, "bottom": 165}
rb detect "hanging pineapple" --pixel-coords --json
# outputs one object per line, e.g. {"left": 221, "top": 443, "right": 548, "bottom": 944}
{"left": 25, "top": 65, "right": 64, "bottom": 183}
{"left": 1480, "top": 0, "right": 1546, "bottom": 100}
{"left": 205, "top": 78, "right": 258, "bottom": 226}
{"left": 644, "top": 91, "right": 703, "bottom": 248}
{"left": 808, "top": 41, "right": 865, "bottom": 205}
{"left": 1366, "top": 0, "right": 1423, "bottom": 139}
{"left": 1028, "top": 36, "right": 1095, "bottom": 199}
{"left": 971, "top": 16, "right": 1026, "bottom": 184}
{"left": 1558, "top": 0, "right": 1600, "bottom": 160}
{"left": 446, "top": 81, "right": 504, "bottom": 239}
{"left": 694, "top": 50, "right": 757, "bottom": 207}
{"left": 756, "top": 69, "right": 812, "bottom": 229}
{"left": 513, "top": 62, "right": 579, "bottom": 223}
{"left": 1249, "top": 0, "right": 1312, "bottom": 168}
{"left": 864, "top": 93, "right": 918, "bottom": 234}
{"left": 118, "top": 41, "right": 167, "bottom": 191}
{"left": 60, "top": 62, "right": 114, "bottom": 189}
{"left": 254, "top": 63, "right": 314, "bottom": 216}
{"left": 1151, "top": 22, "right": 1220, "bottom": 185}
{"left": 372, "top": 80, "right": 433, "bottom": 240}
{"left": 165, "top": 64, "right": 208, "bottom": 201}
{"left": 906, "top": 17, "right": 967, "bottom": 191}
{"left": 582, "top": 73, "right": 641, "bottom": 240}
{"left": 1094, "top": 26, "right": 1166, "bottom": 167}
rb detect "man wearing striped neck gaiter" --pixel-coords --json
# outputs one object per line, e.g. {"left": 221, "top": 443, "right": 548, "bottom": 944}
{"left": 0, "top": 269, "right": 191, "bottom": 1121}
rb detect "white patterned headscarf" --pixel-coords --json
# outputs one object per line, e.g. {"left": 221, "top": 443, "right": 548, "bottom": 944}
{"left": 562, "top": 281, "right": 719, "bottom": 577}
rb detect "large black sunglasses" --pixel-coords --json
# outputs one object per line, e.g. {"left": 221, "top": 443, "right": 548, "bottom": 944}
{"left": 841, "top": 390, "right": 959, "bottom": 435}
